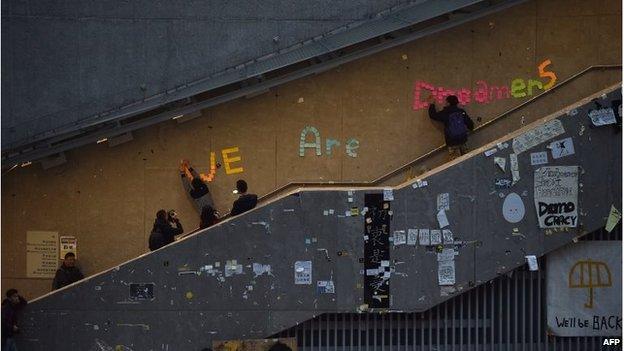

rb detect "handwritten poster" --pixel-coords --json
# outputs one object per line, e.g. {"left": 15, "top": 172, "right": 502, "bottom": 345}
{"left": 534, "top": 166, "right": 579, "bottom": 228}
{"left": 26, "top": 231, "right": 58, "bottom": 278}
{"left": 512, "top": 119, "right": 565, "bottom": 154}
{"left": 59, "top": 236, "right": 77, "bottom": 259}
{"left": 547, "top": 241, "right": 621, "bottom": 336}
{"left": 588, "top": 108, "right": 617, "bottom": 126}
{"left": 364, "top": 193, "right": 391, "bottom": 308}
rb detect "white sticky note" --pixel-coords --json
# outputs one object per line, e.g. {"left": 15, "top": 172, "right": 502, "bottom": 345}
{"left": 418, "top": 229, "right": 430, "bottom": 246}
{"left": 383, "top": 189, "right": 394, "bottom": 201}
{"left": 381, "top": 260, "right": 390, "bottom": 267}
{"left": 323, "top": 210, "right": 329, "bottom": 216}
{"left": 329, "top": 209, "right": 334, "bottom": 215}
{"left": 430, "top": 230, "right": 442, "bottom": 245}
{"left": 525, "top": 255, "right": 538, "bottom": 271}
{"left": 407, "top": 229, "right": 418, "bottom": 245}
{"left": 484, "top": 148, "right": 497, "bottom": 157}
{"left": 437, "top": 209, "right": 449, "bottom": 228}
{"left": 348, "top": 197, "right": 354, "bottom": 203}
{"left": 366, "top": 269, "right": 379, "bottom": 276}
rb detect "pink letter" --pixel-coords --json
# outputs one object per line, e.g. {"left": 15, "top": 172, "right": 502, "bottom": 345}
{"left": 474, "top": 80, "right": 490, "bottom": 104}
{"left": 458, "top": 88, "right": 472, "bottom": 105}
{"left": 412, "top": 81, "right": 434, "bottom": 110}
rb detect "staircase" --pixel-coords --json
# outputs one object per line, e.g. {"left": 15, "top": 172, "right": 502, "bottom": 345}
{"left": 16, "top": 85, "right": 622, "bottom": 350}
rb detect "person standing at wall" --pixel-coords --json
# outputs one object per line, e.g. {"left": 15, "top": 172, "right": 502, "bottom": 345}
{"left": 428, "top": 95, "right": 475, "bottom": 160}
{"left": 230, "top": 180, "right": 258, "bottom": 216}
{"left": 52, "top": 252, "right": 84, "bottom": 290}
{"left": 180, "top": 159, "right": 214, "bottom": 211}
{"left": 2, "top": 289, "right": 27, "bottom": 351}
{"left": 149, "top": 209, "right": 184, "bottom": 251}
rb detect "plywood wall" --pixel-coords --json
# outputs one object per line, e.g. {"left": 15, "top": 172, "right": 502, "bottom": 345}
{"left": 2, "top": 0, "right": 621, "bottom": 299}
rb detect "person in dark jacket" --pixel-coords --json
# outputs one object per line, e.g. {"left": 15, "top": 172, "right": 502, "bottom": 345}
{"left": 149, "top": 209, "right": 184, "bottom": 251}
{"left": 180, "top": 159, "right": 214, "bottom": 212}
{"left": 428, "top": 95, "right": 475, "bottom": 160}
{"left": 52, "top": 252, "right": 84, "bottom": 290}
{"left": 230, "top": 180, "right": 258, "bottom": 216}
{"left": 199, "top": 205, "right": 220, "bottom": 229}
{"left": 2, "top": 289, "right": 27, "bottom": 351}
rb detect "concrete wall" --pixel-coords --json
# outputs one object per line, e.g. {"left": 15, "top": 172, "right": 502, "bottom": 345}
{"left": 15, "top": 86, "right": 623, "bottom": 349}
{"left": 2, "top": 0, "right": 621, "bottom": 299}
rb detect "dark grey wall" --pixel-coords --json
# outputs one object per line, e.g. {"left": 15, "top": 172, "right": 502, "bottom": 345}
{"left": 15, "top": 87, "right": 621, "bottom": 350}
{"left": 1, "top": 0, "right": 414, "bottom": 147}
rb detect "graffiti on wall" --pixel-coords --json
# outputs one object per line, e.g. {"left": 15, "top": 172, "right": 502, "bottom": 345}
{"left": 299, "top": 126, "right": 360, "bottom": 157}
{"left": 412, "top": 59, "right": 558, "bottom": 110}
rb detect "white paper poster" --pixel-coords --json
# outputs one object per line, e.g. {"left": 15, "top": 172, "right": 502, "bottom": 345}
{"left": 418, "top": 229, "right": 430, "bottom": 246}
{"left": 437, "top": 210, "right": 449, "bottom": 228}
{"left": 530, "top": 151, "right": 549, "bottom": 166}
{"left": 549, "top": 137, "right": 575, "bottom": 159}
{"left": 437, "top": 193, "right": 450, "bottom": 211}
{"left": 294, "top": 261, "right": 312, "bottom": 285}
{"left": 513, "top": 119, "right": 565, "bottom": 154}
{"left": 430, "top": 230, "right": 442, "bottom": 245}
{"left": 393, "top": 230, "right": 406, "bottom": 246}
{"left": 26, "top": 231, "right": 58, "bottom": 278}
{"left": 383, "top": 189, "right": 394, "bottom": 201}
{"left": 588, "top": 108, "right": 617, "bottom": 126}
{"left": 442, "top": 229, "right": 454, "bottom": 244}
{"left": 534, "top": 166, "right": 579, "bottom": 228}
{"left": 59, "top": 236, "right": 77, "bottom": 259}
{"left": 407, "top": 229, "right": 418, "bottom": 245}
{"left": 502, "top": 193, "right": 526, "bottom": 223}
{"left": 547, "top": 242, "right": 622, "bottom": 336}
{"left": 438, "top": 260, "right": 456, "bottom": 286}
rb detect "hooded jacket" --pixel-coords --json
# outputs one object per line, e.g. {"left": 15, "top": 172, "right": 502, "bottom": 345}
{"left": 52, "top": 264, "right": 85, "bottom": 290}
{"left": 149, "top": 217, "right": 184, "bottom": 251}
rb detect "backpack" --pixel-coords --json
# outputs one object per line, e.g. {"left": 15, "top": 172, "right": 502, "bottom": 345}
{"left": 447, "top": 111, "right": 468, "bottom": 140}
{"left": 148, "top": 227, "right": 165, "bottom": 251}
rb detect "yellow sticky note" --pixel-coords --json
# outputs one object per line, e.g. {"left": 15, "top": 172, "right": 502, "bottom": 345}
{"left": 605, "top": 205, "right": 621, "bottom": 233}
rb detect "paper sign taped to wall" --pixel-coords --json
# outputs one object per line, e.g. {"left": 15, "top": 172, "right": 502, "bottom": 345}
{"left": 437, "top": 209, "right": 450, "bottom": 228}
{"left": 442, "top": 229, "right": 454, "bottom": 244}
{"left": 430, "top": 230, "right": 442, "bottom": 245}
{"left": 437, "top": 193, "right": 450, "bottom": 211}
{"left": 438, "top": 260, "right": 456, "bottom": 285}
{"left": 513, "top": 119, "right": 565, "bottom": 154}
{"left": 407, "top": 229, "right": 418, "bottom": 245}
{"left": 26, "top": 231, "right": 58, "bottom": 278}
{"left": 418, "top": 229, "right": 430, "bottom": 246}
{"left": 548, "top": 137, "right": 575, "bottom": 159}
{"left": 534, "top": 166, "right": 579, "bottom": 228}
{"left": 393, "top": 231, "right": 406, "bottom": 246}
{"left": 59, "top": 236, "right": 77, "bottom": 260}
{"left": 383, "top": 189, "right": 394, "bottom": 201}
{"left": 605, "top": 205, "right": 622, "bottom": 233}
{"left": 525, "top": 255, "right": 539, "bottom": 271}
{"left": 589, "top": 108, "right": 617, "bottom": 126}
{"left": 509, "top": 153, "right": 520, "bottom": 185}
{"left": 294, "top": 261, "right": 312, "bottom": 285}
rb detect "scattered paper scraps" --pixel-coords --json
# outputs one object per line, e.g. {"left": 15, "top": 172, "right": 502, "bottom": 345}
{"left": 605, "top": 205, "right": 621, "bottom": 233}
{"left": 548, "top": 137, "right": 575, "bottom": 159}
{"left": 495, "top": 178, "right": 512, "bottom": 189}
{"left": 412, "top": 179, "right": 429, "bottom": 189}
{"left": 530, "top": 151, "right": 548, "bottom": 166}
{"left": 252, "top": 263, "right": 271, "bottom": 277}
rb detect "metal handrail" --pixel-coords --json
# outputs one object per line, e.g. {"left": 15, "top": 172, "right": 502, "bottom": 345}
{"left": 256, "top": 64, "right": 622, "bottom": 202}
